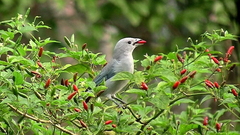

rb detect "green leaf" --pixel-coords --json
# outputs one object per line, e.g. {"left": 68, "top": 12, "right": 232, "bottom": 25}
{"left": 153, "top": 66, "right": 177, "bottom": 82}
{"left": 17, "top": 45, "right": 26, "bottom": 56}
{"left": 158, "top": 93, "right": 170, "bottom": 109}
{"left": 200, "top": 95, "right": 212, "bottom": 104}
{"left": 29, "top": 40, "right": 37, "bottom": 48}
{"left": 156, "top": 81, "right": 168, "bottom": 90}
{"left": 111, "top": 72, "right": 133, "bottom": 81}
{"left": 12, "top": 87, "right": 19, "bottom": 96}
{"left": 133, "top": 71, "right": 145, "bottom": 83}
{"left": 171, "top": 99, "right": 195, "bottom": 106}
{"left": 0, "top": 30, "right": 15, "bottom": 39}
{"left": 19, "top": 25, "right": 37, "bottom": 33}
{"left": 179, "top": 124, "right": 198, "bottom": 135}
{"left": 70, "top": 34, "right": 75, "bottom": 43}
{"left": 92, "top": 55, "right": 106, "bottom": 65}
{"left": 38, "top": 38, "right": 59, "bottom": 47}
{"left": 8, "top": 56, "right": 34, "bottom": 66}
{"left": 141, "top": 58, "right": 151, "bottom": 68}
{"left": 167, "top": 52, "right": 177, "bottom": 60}
{"left": 149, "top": 91, "right": 169, "bottom": 109}
{"left": 213, "top": 109, "right": 227, "bottom": 120}
{"left": 126, "top": 89, "right": 147, "bottom": 96}
{"left": 0, "top": 60, "right": 11, "bottom": 65}
{"left": 0, "top": 47, "right": 14, "bottom": 54}
{"left": 13, "top": 71, "right": 24, "bottom": 85}
{"left": 63, "top": 63, "right": 91, "bottom": 74}
{"left": 190, "top": 85, "right": 207, "bottom": 92}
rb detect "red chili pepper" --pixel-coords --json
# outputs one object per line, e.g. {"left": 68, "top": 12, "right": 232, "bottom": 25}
{"left": 64, "top": 79, "right": 69, "bottom": 87}
{"left": 229, "top": 64, "right": 236, "bottom": 71}
{"left": 223, "top": 46, "right": 234, "bottom": 62}
{"left": 211, "top": 57, "right": 220, "bottom": 65}
{"left": 231, "top": 89, "right": 238, "bottom": 97}
{"left": 73, "top": 72, "right": 78, "bottom": 82}
{"left": 177, "top": 54, "right": 184, "bottom": 63}
{"left": 140, "top": 82, "right": 148, "bottom": 90}
{"left": 112, "top": 124, "right": 117, "bottom": 128}
{"left": 146, "top": 66, "right": 151, "bottom": 70}
{"left": 205, "top": 80, "right": 214, "bottom": 88}
{"left": 104, "top": 120, "right": 113, "bottom": 125}
{"left": 203, "top": 116, "right": 208, "bottom": 126}
{"left": 38, "top": 47, "right": 43, "bottom": 57}
{"left": 73, "top": 84, "right": 79, "bottom": 91}
{"left": 37, "top": 61, "right": 43, "bottom": 68}
{"left": 180, "top": 69, "right": 187, "bottom": 75}
{"left": 52, "top": 56, "right": 57, "bottom": 62}
{"left": 74, "top": 108, "right": 81, "bottom": 112}
{"left": 226, "top": 46, "right": 234, "bottom": 56}
{"left": 80, "top": 120, "right": 87, "bottom": 128}
{"left": 189, "top": 71, "right": 197, "bottom": 78}
{"left": 31, "top": 71, "right": 41, "bottom": 78}
{"left": 173, "top": 81, "right": 181, "bottom": 89}
{"left": 223, "top": 57, "right": 228, "bottom": 63}
{"left": 82, "top": 101, "right": 88, "bottom": 111}
{"left": 215, "top": 123, "right": 221, "bottom": 132}
{"left": 82, "top": 43, "right": 87, "bottom": 50}
{"left": 44, "top": 79, "right": 51, "bottom": 89}
{"left": 31, "top": 71, "right": 40, "bottom": 75}
{"left": 205, "top": 49, "right": 211, "bottom": 56}
{"left": 67, "top": 91, "right": 77, "bottom": 100}
{"left": 85, "top": 97, "right": 92, "bottom": 103}
{"left": 154, "top": 56, "right": 163, "bottom": 62}
{"left": 35, "top": 74, "right": 42, "bottom": 78}
{"left": 214, "top": 82, "right": 220, "bottom": 89}
{"left": 180, "top": 76, "right": 188, "bottom": 84}
{"left": 215, "top": 68, "right": 221, "bottom": 72}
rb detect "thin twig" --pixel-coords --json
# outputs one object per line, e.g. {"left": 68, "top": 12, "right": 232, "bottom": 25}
{"left": 136, "top": 109, "right": 165, "bottom": 135}
{"left": 125, "top": 106, "right": 144, "bottom": 124}
{"left": 136, "top": 92, "right": 211, "bottom": 135}
{"left": 190, "top": 69, "right": 217, "bottom": 88}
{"left": 7, "top": 103, "right": 76, "bottom": 135}
{"left": 169, "top": 92, "right": 212, "bottom": 106}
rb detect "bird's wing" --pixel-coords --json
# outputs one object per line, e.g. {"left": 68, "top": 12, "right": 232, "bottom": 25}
{"left": 93, "top": 60, "right": 117, "bottom": 85}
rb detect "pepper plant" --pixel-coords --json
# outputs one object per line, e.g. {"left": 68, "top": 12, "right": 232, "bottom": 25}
{"left": 0, "top": 10, "right": 240, "bottom": 135}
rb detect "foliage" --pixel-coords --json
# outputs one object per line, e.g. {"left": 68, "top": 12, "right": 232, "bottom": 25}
{"left": 0, "top": 11, "right": 240, "bottom": 135}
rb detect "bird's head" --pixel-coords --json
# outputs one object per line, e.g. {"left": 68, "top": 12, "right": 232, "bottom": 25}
{"left": 113, "top": 37, "right": 146, "bottom": 55}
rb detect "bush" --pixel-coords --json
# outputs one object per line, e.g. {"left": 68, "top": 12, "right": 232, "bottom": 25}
{"left": 0, "top": 10, "right": 239, "bottom": 135}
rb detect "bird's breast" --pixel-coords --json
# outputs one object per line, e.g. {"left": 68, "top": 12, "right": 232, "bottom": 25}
{"left": 114, "top": 57, "right": 134, "bottom": 73}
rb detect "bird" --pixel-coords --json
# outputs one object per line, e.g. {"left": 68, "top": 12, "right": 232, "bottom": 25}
{"left": 86, "top": 37, "right": 146, "bottom": 107}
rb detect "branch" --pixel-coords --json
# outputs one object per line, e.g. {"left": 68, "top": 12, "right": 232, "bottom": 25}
{"left": 136, "top": 109, "right": 165, "bottom": 135}
{"left": 7, "top": 103, "right": 76, "bottom": 135}
{"left": 7, "top": 103, "right": 49, "bottom": 123}
{"left": 169, "top": 92, "right": 212, "bottom": 106}
{"left": 136, "top": 92, "right": 211, "bottom": 134}
{"left": 125, "top": 106, "right": 144, "bottom": 124}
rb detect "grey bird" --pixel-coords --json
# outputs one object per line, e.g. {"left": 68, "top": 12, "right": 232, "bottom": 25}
{"left": 87, "top": 37, "right": 146, "bottom": 107}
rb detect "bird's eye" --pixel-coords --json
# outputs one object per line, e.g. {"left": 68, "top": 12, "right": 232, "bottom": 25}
{"left": 127, "top": 41, "right": 132, "bottom": 44}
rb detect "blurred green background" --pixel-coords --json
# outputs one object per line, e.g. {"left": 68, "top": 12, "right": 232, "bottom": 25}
{"left": 0, "top": 0, "right": 240, "bottom": 126}
{"left": 0, "top": 0, "right": 239, "bottom": 66}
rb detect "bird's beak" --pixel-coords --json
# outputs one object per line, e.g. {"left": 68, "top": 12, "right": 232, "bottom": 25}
{"left": 134, "top": 39, "right": 147, "bottom": 45}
